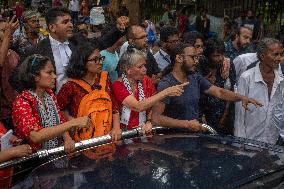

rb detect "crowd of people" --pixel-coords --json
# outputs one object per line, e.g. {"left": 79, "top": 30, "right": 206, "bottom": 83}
{"left": 0, "top": 1, "right": 283, "bottom": 187}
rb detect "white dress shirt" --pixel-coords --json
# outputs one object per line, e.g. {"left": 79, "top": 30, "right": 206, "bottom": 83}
{"left": 271, "top": 88, "right": 284, "bottom": 139}
{"left": 119, "top": 41, "right": 129, "bottom": 58}
{"left": 49, "top": 35, "right": 72, "bottom": 94}
{"left": 154, "top": 49, "right": 171, "bottom": 71}
{"left": 233, "top": 53, "right": 258, "bottom": 82}
{"left": 234, "top": 63, "right": 284, "bottom": 144}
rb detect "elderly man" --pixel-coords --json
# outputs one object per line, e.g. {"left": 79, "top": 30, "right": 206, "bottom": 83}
{"left": 234, "top": 38, "right": 284, "bottom": 144}
{"left": 12, "top": 10, "right": 45, "bottom": 59}
{"left": 225, "top": 26, "right": 254, "bottom": 62}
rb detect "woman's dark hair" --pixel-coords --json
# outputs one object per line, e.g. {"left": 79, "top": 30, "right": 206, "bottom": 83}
{"left": 162, "top": 42, "right": 191, "bottom": 77}
{"left": 204, "top": 38, "right": 225, "bottom": 58}
{"left": 182, "top": 31, "right": 205, "bottom": 45}
{"left": 66, "top": 42, "right": 98, "bottom": 79}
{"left": 18, "top": 54, "right": 51, "bottom": 91}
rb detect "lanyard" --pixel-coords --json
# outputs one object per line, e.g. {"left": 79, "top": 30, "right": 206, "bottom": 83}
{"left": 159, "top": 50, "right": 171, "bottom": 64}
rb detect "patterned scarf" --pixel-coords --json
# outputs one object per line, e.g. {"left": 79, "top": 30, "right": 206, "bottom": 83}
{"left": 29, "top": 90, "right": 61, "bottom": 150}
{"left": 120, "top": 73, "right": 146, "bottom": 128}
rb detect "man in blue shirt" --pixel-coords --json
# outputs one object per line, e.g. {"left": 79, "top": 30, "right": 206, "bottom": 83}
{"left": 152, "top": 43, "right": 262, "bottom": 131}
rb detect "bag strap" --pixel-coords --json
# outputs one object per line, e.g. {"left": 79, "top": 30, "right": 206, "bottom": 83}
{"left": 69, "top": 79, "right": 92, "bottom": 93}
{"left": 246, "top": 60, "right": 260, "bottom": 71}
{"left": 99, "top": 71, "right": 108, "bottom": 91}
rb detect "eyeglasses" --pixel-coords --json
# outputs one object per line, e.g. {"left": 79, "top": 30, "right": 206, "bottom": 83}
{"left": 134, "top": 35, "right": 147, "bottom": 40}
{"left": 88, "top": 56, "right": 105, "bottom": 64}
{"left": 167, "top": 39, "right": 180, "bottom": 44}
{"left": 29, "top": 19, "right": 40, "bottom": 24}
{"left": 270, "top": 51, "right": 284, "bottom": 57}
{"left": 194, "top": 44, "right": 205, "bottom": 49}
{"left": 182, "top": 54, "right": 199, "bottom": 61}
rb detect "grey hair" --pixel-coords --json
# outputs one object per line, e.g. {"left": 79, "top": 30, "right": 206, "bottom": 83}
{"left": 256, "top": 38, "right": 281, "bottom": 60}
{"left": 118, "top": 48, "right": 147, "bottom": 75}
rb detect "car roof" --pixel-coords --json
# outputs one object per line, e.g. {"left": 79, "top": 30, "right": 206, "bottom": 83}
{"left": 11, "top": 132, "right": 284, "bottom": 189}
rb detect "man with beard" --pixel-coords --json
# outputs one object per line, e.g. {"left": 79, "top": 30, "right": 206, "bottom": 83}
{"left": 224, "top": 26, "right": 254, "bottom": 62}
{"left": 198, "top": 38, "right": 236, "bottom": 134}
{"left": 154, "top": 26, "right": 179, "bottom": 71}
{"left": 12, "top": 10, "right": 45, "bottom": 59}
{"left": 235, "top": 38, "right": 284, "bottom": 144}
{"left": 152, "top": 43, "right": 262, "bottom": 131}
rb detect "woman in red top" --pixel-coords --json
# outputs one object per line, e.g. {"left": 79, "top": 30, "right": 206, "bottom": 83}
{"left": 57, "top": 43, "right": 121, "bottom": 141}
{"left": 112, "top": 48, "right": 188, "bottom": 131}
{"left": 12, "top": 54, "right": 91, "bottom": 152}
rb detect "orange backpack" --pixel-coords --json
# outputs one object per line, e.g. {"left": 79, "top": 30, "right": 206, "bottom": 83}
{"left": 69, "top": 71, "right": 113, "bottom": 142}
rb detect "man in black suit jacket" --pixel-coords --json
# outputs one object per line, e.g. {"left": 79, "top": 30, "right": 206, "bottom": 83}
{"left": 24, "top": 7, "right": 128, "bottom": 93}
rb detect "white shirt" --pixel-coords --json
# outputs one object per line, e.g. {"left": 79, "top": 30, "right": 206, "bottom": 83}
{"left": 69, "top": 0, "right": 80, "bottom": 12}
{"left": 119, "top": 41, "right": 129, "bottom": 58}
{"left": 233, "top": 53, "right": 258, "bottom": 82}
{"left": 234, "top": 63, "right": 284, "bottom": 144}
{"left": 154, "top": 49, "right": 171, "bottom": 71}
{"left": 49, "top": 35, "right": 72, "bottom": 94}
{"left": 271, "top": 88, "right": 284, "bottom": 139}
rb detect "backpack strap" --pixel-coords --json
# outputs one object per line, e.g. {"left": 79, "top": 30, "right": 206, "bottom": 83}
{"left": 246, "top": 60, "right": 260, "bottom": 71}
{"left": 99, "top": 71, "right": 108, "bottom": 91}
{"left": 69, "top": 79, "right": 92, "bottom": 93}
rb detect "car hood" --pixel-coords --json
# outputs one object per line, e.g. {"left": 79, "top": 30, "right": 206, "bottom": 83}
{"left": 11, "top": 133, "right": 284, "bottom": 189}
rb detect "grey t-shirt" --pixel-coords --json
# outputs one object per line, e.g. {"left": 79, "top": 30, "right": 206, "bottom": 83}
{"left": 157, "top": 73, "right": 212, "bottom": 120}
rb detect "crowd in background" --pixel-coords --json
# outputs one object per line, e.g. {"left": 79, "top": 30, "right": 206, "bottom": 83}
{"left": 0, "top": 0, "right": 283, "bottom": 187}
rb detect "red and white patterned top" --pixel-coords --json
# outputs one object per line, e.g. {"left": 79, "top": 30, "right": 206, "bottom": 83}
{"left": 12, "top": 89, "right": 65, "bottom": 151}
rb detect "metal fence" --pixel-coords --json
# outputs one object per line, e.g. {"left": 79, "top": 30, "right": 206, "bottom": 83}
{"left": 139, "top": 0, "right": 284, "bottom": 28}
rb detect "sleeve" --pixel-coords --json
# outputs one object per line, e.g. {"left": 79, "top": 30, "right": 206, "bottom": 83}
{"left": 112, "top": 81, "right": 131, "bottom": 104}
{"left": 198, "top": 74, "right": 212, "bottom": 93}
{"left": 234, "top": 76, "right": 247, "bottom": 138}
{"left": 233, "top": 55, "right": 243, "bottom": 82}
{"left": 106, "top": 77, "right": 119, "bottom": 114}
{"left": 271, "top": 91, "right": 284, "bottom": 138}
{"left": 95, "top": 26, "right": 126, "bottom": 51}
{"left": 229, "top": 62, "right": 237, "bottom": 89}
{"left": 13, "top": 97, "right": 43, "bottom": 140}
{"left": 56, "top": 82, "right": 74, "bottom": 112}
{"left": 157, "top": 79, "right": 171, "bottom": 105}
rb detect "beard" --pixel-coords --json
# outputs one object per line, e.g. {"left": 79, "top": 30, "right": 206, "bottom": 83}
{"left": 181, "top": 60, "right": 195, "bottom": 75}
{"left": 25, "top": 24, "right": 39, "bottom": 36}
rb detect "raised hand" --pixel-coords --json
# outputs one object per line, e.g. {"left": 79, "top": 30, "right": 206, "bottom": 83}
{"left": 4, "top": 16, "right": 19, "bottom": 36}
{"left": 116, "top": 16, "right": 129, "bottom": 32}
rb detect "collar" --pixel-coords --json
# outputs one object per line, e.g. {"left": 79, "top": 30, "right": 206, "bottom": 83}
{"left": 49, "top": 35, "right": 69, "bottom": 46}
{"left": 159, "top": 49, "right": 170, "bottom": 57}
{"left": 254, "top": 63, "right": 284, "bottom": 83}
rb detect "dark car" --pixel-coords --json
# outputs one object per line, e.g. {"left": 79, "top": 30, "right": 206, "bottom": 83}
{"left": 3, "top": 127, "right": 284, "bottom": 189}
